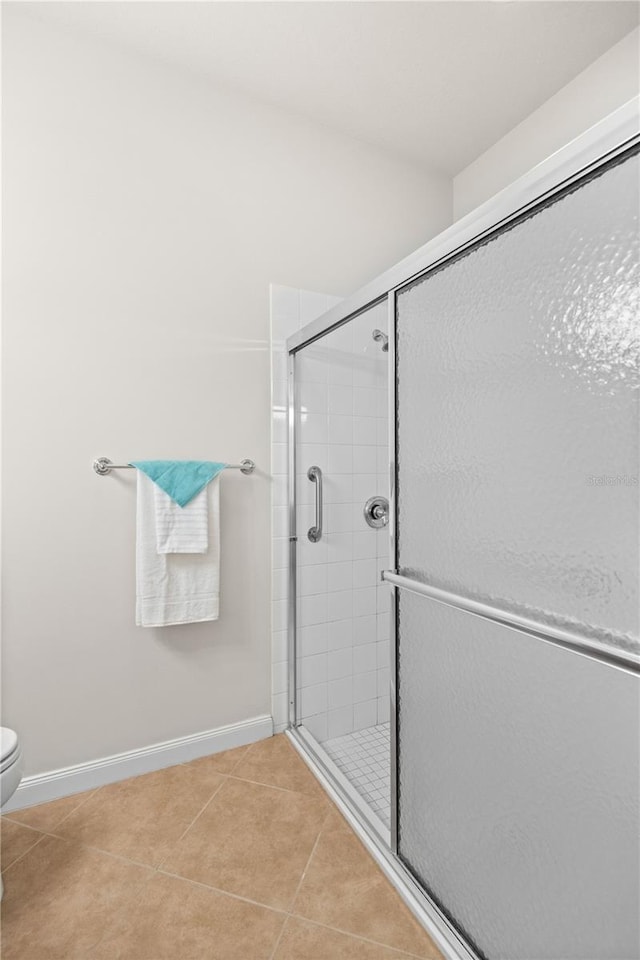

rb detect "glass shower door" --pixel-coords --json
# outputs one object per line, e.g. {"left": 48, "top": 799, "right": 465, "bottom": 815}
{"left": 293, "top": 303, "right": 392, "bottom": 828}
{"left": 393, "top": 148, "right": 640, "bottom": 959}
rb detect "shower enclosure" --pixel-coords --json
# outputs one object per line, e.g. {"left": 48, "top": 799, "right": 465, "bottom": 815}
{"left": 285, "top": 102, "right": 640, "bottom": 960}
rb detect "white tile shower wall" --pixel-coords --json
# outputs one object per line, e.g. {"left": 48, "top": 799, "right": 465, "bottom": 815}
{"left": 293, "top": 302, "right": 391, "bottom": 742}
{"left": 270, "top": 285, "right": 343, "bottom": 732}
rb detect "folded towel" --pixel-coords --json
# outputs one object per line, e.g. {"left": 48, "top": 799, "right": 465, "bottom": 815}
{"left": 129, "top": 460, "right": 226, "bottom": 508}
{"left": 135, "top": 472, "right": 221, "bottom": 627}
{"left": 131, "top": 459, "right": 226, "bottom": 557}
{"left": 154, "top": 484, "right": 208, "bottom": 554}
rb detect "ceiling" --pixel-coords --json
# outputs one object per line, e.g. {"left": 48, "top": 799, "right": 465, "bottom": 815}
{"left": 11, "top": 1, "right": 640, "bottom": 175}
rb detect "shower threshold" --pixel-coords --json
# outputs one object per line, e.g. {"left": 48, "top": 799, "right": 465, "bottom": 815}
{"left": 294, "top": 723, "right": 390, "bottom": 847}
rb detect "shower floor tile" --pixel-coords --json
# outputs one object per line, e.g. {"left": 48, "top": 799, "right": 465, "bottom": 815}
{"left": 323, "top": 723, "right": 391, "bottom": 826}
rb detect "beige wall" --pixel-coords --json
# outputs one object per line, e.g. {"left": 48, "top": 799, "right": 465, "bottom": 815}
{"left": 1, "top": 10, "right": 451, "bottom": 775}
{"left": 453, "top": 28, "right": 640, "bottom": 219}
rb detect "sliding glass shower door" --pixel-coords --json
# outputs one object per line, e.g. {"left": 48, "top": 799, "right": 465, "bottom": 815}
{"left": 393, "top": 148, "right": 640, "bottom": 959}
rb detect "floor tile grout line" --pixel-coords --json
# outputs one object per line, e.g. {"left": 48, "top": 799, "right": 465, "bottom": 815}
{"left": 285, "top": 808, "right": 331, "bottom": 910}
{"left": 86, "top": 862, "right": 166, "bottom": 955}
{"left": 154, "top": 773, "right": 230, "bottom": 870}
{"left": 2, "top": 816, "right": 47, "bottom": 836}
{"left": 269, "top": 809, "right": 333, "bottom": 960}
{"left": 4, "top": 785, "right": 103, "bottom": 837}
{"left": 179, "top": 744, "right": 254, "bottom": 777}
{"left": 156, "top": 865, "right": 291, "bottom": 917}
{"left": 225, "top": 772, "right": 327, "bottom": 801}
{"left": 267, "top": 912, "right": 290, "bottom": 960}
{"left": 1, "top": 831, "right": 46, "bottom": 875}
{"left": 228, "top": 742, "right": 258, "bottom": 773}
{"left": 284, "top": 912, "right": 440, "bottom": 960}
{"left": 29, "top": 830, "right": 163, "bottom": 872}
{"left": 52, "top": 785, "right": 103, "bottom": 829}
{"left": 32, "top": 777, "right": 231, "bottom": 875}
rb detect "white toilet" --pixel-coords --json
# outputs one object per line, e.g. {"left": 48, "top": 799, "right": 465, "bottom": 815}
{"left": 0, "top": 727, "right": 23, "bottom": 809}
{"left": 1, "top": 727, "right": 23, "bottom": 899}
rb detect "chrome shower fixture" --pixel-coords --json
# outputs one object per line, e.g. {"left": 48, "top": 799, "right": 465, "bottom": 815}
{"left": 372, "top": 329, "right": 389, "bottom": 351}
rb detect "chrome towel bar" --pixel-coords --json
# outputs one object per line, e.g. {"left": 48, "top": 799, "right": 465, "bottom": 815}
{"left": 93, "top": 457, "right": 256, "bottom": 476}
{"left": 381, "top": 569, "right": 640, "bottom": 675}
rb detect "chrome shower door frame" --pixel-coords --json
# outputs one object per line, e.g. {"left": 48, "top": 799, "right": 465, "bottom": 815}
{"left": 287, "top": 350, "right": 297, "bottom": 728}
{"left": 285, "top": 97, "right": 640, "bottom": 960}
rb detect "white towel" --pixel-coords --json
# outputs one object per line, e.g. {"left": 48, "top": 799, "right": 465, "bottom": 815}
{"left": 154, "top": 484, "right": 208, "bottom": 554}
{"left": 136, "top": 473, "right": 221, "bottom": 626}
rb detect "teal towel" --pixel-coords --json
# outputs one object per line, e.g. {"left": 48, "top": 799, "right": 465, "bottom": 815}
{"left": 129, "top": 460, "right": 227, "bottom": 507}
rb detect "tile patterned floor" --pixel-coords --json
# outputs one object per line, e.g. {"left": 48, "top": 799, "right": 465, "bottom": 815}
{"left": 0, "top": 733, "right": 442, "bottom": 960}
{"left": 324, "top": 723, "right": 391, "bottom": 827}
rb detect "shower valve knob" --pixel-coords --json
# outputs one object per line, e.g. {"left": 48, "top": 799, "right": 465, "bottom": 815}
{"left": 364, "top": 496, "right": 389, "bottom": 529}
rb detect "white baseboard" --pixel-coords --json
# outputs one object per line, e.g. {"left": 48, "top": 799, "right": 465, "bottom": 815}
{"left": 3, "top": 715, "right": 273, "bottom": 813}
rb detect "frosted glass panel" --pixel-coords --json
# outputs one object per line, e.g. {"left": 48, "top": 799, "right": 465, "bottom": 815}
{"left": 395, "top": 150, "right": 640, "bottom": 960}
{"left": 397, "top": 591, "right": 640, "bottom": 960}
{"left": 396, "top": 150, "right": 640, "bottom": 655}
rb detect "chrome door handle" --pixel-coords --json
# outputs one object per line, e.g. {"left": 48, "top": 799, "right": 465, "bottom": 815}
{"left": 307, "top": 466, "right": 323, "bottom": 542}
